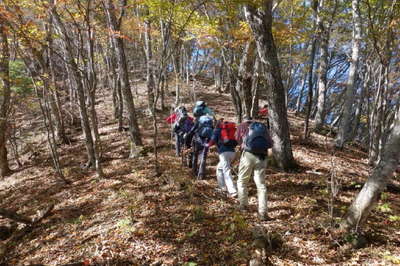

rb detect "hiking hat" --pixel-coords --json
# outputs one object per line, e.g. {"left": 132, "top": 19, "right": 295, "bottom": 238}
{"left": 195, "top": 100, "right": 205, "bottom": 107}
{"left": 175, "top": 106, "right": 186, "bottom": 113}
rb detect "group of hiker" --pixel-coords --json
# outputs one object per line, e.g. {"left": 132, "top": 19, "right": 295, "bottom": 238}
{"left": 166, "top": 100, "right": 273, "bottom": 221}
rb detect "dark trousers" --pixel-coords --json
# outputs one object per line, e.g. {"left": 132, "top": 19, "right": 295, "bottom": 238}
{"left": 175, "top": 132, "right": 183, "bottom": 156}
{"left": 192, "top": 138, "right": 208, "bottom": 179}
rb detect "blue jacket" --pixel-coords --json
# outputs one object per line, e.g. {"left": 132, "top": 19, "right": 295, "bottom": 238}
{"left": 208, "top": 128, "right": 236, "bottom": 154}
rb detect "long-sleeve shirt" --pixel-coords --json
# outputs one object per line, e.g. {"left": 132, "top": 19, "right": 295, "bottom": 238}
{"left": 208, "top": 128, "right": 236, "bottom": 154}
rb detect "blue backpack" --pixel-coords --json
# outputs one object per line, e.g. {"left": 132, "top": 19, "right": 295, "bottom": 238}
{"left": 244, "top": 122, "right": 272, "bottom": 155}
{"left": 197, "top": 115, "right": 214, "bottom": 140}
{"left": 193, "top": 105, "right": 206, "bottom": 118}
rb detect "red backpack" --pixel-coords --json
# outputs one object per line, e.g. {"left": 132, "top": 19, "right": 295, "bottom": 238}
{"left": 220, "top": 122, "right": 238, "bottom": 146}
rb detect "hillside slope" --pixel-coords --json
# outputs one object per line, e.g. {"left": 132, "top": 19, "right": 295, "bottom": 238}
{"left": 1, "top": 84, "right": 399, "bottom": 265}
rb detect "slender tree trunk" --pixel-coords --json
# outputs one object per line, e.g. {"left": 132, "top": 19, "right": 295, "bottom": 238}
{"left": 303, "top": 37, "right": 317, "bottom": 139}
{"left": 350, "top": 65, "right": 369, "bottom": 140}
{"left": 172, "top": 49, "right": 181, "bottom": 106}
{"left": 85, "top": 3, "right": 104, "bottom": 177}
{"left": 315, "top": 0, "right": 336, "bottom": 131}
{"left": 222, "top": 48, "right": 241, "bottom": 123}
{"left": 51, "top": 8, "right": 97, "bottom": 167}
{"left": 376, "top": 66, "right": 392, "bottom": 163}
{"left": 236, "top": 41, "right": 255, "bottom": 119}
{"left": 303, "top": 0, "right": 319, "bottom": 138}
{"left": 0, "top": 23, "right": 12, "bottom": 177}
{"left": 369, "top": 65, "right": 384, "bottom": 164}
{"left": 104, "top": 0, "right": 143, "bottom": 156}
{"left": 335, "top": 0, "right": 362, "bottom": 148}
{"left": 244, "top": 1, "right": 297, "bottom": 170}
{"left": 343, "top": 106, "right": 400, "bottom": 231}
{"left": 295, "top": 73, "right": 307, "bottom": 114}
{"left": 251, "top": 57, "right": 261, "bottom": 118}
{"left": 30, "top": 72, "right": 69, "bottom": 184}
{"left": 160, "top": 74, "right": 166, "bottom": 110}
{"left": 47, "top": 19, "right": 68, "bottom": 144}
{"left": 144, "top": 16, "right": 156, "bottom": 114}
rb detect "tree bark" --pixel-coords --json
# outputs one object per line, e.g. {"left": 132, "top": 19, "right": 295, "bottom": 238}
{"left": 303, "top": 37, "right": 317, "bottom": 139}
{"left": 315, "top": 0, "right": 337, "bottom": 131}
{"left": 104, "top": 0, "right": 143, "bottom": 156}
{"left": 244, "top": 1, "right": 297, "bottom": 170}
{"left": 335, "top": 0, "right": 362, "bottom": 148}
{"left": 0, "top": 23, "right": 12, "bottom": 177}
{"left": 222, "top": 48, "right": 241, "bottom": 123}
{"left": 236, "top": 41, "right": 255, "bottom": 119}
{"left": 251, "top": 57, "right": 261, "bottom": 118}
{"left": 51, "top": 8, "right": 97, "bottom": 167}
{"left": 303, "top": 0, "right": 319, "bottom": 138}
{"left": 47, "top": 19, "right": 68, "bottom": 144}
{"left": 85, "top": 1, "right": 104, "bottom": 177}
{"left": 143, "top": 15, "right": 156, "bottom": 114}
{"left": 343, "top": 106, "right": 400, "bottom": 231}
{"left": 295, "top": 72, "right": 307, "bottom": 114}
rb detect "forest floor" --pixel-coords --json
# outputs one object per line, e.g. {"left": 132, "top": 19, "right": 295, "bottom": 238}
{"left": 1, "top": 82, "right": 400, "bottom": 266}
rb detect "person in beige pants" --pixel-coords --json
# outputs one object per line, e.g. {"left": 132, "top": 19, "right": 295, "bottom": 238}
{"left": 237, "top": 151, "right": 268, "bottom": 220}
{"left": 235, "top": 117, "right": 271, "bottom": 221}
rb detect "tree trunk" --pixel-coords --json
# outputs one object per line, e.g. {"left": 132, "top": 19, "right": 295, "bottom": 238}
{"left": 368, "top": 65, "right": 384, "bottom": 165}
{"left": 222, "top": 49, "right": 241, "bottom": 123}
{"left": 47, "top": 19, "right": 68, "bottom": 144}
{"left": 85, "top": 4, "right": 104, "bottom": 177}
{"left": 30, "top": 70, "right": 69, "bottom": 184}
{"left": 251, "top": 57, "right": 261, "bottom": 118}
{"left": 236, "top": 41, "right": 255, "bottom": 119}
{"left": 303, "top": 37, "right": 317, "bottom": 139}
{"left": 244, "top": 2, "right": 297, "bottom": 170}
{"left": 0, "top": 23, "right": 12, "bottom": 177}
{"left": 104, "top": 0, "right": 143, "bottom": 156}
{"left": 303, "top": 0, "right": 319, "bottom": 139}
{"left": 343, "top": 106, "right": 400, "bottom": 231}
{"left": 51, "top": 8, "right": 97, "bottom": 167}
{"left": 350, "top": 65, "right": 368, "bottom": 140}
{"left": 295, "top": 71, "right": 307, "bottom": 114}
{"left": 335, "top": 0, "right": 362, "bottom": 148}
{"left": 144, "top": 17, "right": 156, "bottom": 114}
{"left": 315, "top": 0, "right": 336, "bottom": 131}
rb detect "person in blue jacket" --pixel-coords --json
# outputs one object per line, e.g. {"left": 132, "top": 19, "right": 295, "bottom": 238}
{"left": 206, "top": 119, "right": 238, "bottom": 197}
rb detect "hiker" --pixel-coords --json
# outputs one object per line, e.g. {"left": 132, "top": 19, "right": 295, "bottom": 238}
{"left": 236, "top": 116, "right": 273, "bottom": 221}
{"left": 206, "top": 119, "right": 238, "bottom": 197}
{"left": 258, "top": 104, "right": 270, "bottom": 129}
{"left": 192, "top": 100, "right": 215, "bottom": 121}
{"left": 185, "top": 114, "right": 214, "bottom": 179}
{"left": 166, "top": 106, "right": 194, "bottom": 156}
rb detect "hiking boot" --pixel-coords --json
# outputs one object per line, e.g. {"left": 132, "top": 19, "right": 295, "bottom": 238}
{"left": 258, "top": 213, "right": 273, "bottom": 222}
